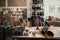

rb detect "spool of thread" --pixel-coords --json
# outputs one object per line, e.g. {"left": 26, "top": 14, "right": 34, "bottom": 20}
{"left": 45, "top": 26, "right": 54, "bottom": 38}
{"left": 45, "top": 31, "right": 54, "bottom": 38}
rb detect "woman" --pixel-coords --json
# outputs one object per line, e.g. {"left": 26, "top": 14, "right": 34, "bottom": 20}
{"left": 30, "top": 10, "right": 41, "bottom": 27}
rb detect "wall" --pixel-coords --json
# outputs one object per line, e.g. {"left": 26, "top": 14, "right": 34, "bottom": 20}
{"left": 1, "top": 0, "right": 60, "bottom": 19}
{"left": 26, "top": 0, "right": 60, "bottom": 18}
{"left": 27, "top": 0, "right": 32, "bottom": 18}
{"left": 0, "top": 0, "right": 32, "bottom": 18}
{"left": 8, "top": 0, "right": 26, "bottom": 6}
{"left": 44, "top": 0, "right": 60, "bottom": 20}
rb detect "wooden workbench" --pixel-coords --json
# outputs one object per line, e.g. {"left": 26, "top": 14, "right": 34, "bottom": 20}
{"left": 12, "top": 27, "right": 60, "bottom": 40}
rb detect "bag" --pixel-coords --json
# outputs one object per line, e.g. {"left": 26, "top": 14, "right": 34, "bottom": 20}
{"left": 14, "top": 27, "right": 24, "bottom": 36}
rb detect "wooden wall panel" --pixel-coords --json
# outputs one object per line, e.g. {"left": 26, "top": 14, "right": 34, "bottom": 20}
{"left": 0, "top": 0, "right": 5, "bottom": 7}
{"left": 8, "top": 0, "right": 26, "bottom": 6}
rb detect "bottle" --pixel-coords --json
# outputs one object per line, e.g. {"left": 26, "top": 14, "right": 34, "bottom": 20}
{"left": 41, "top": 21, "right": 49, "bottom": 34}
{"left": 36, "top": 24, "right": 39, "bottom": 30}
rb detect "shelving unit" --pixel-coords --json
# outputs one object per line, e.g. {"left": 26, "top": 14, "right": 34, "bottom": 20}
{"left": 32, "top": 0, "right": 44, "bottom": 22}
